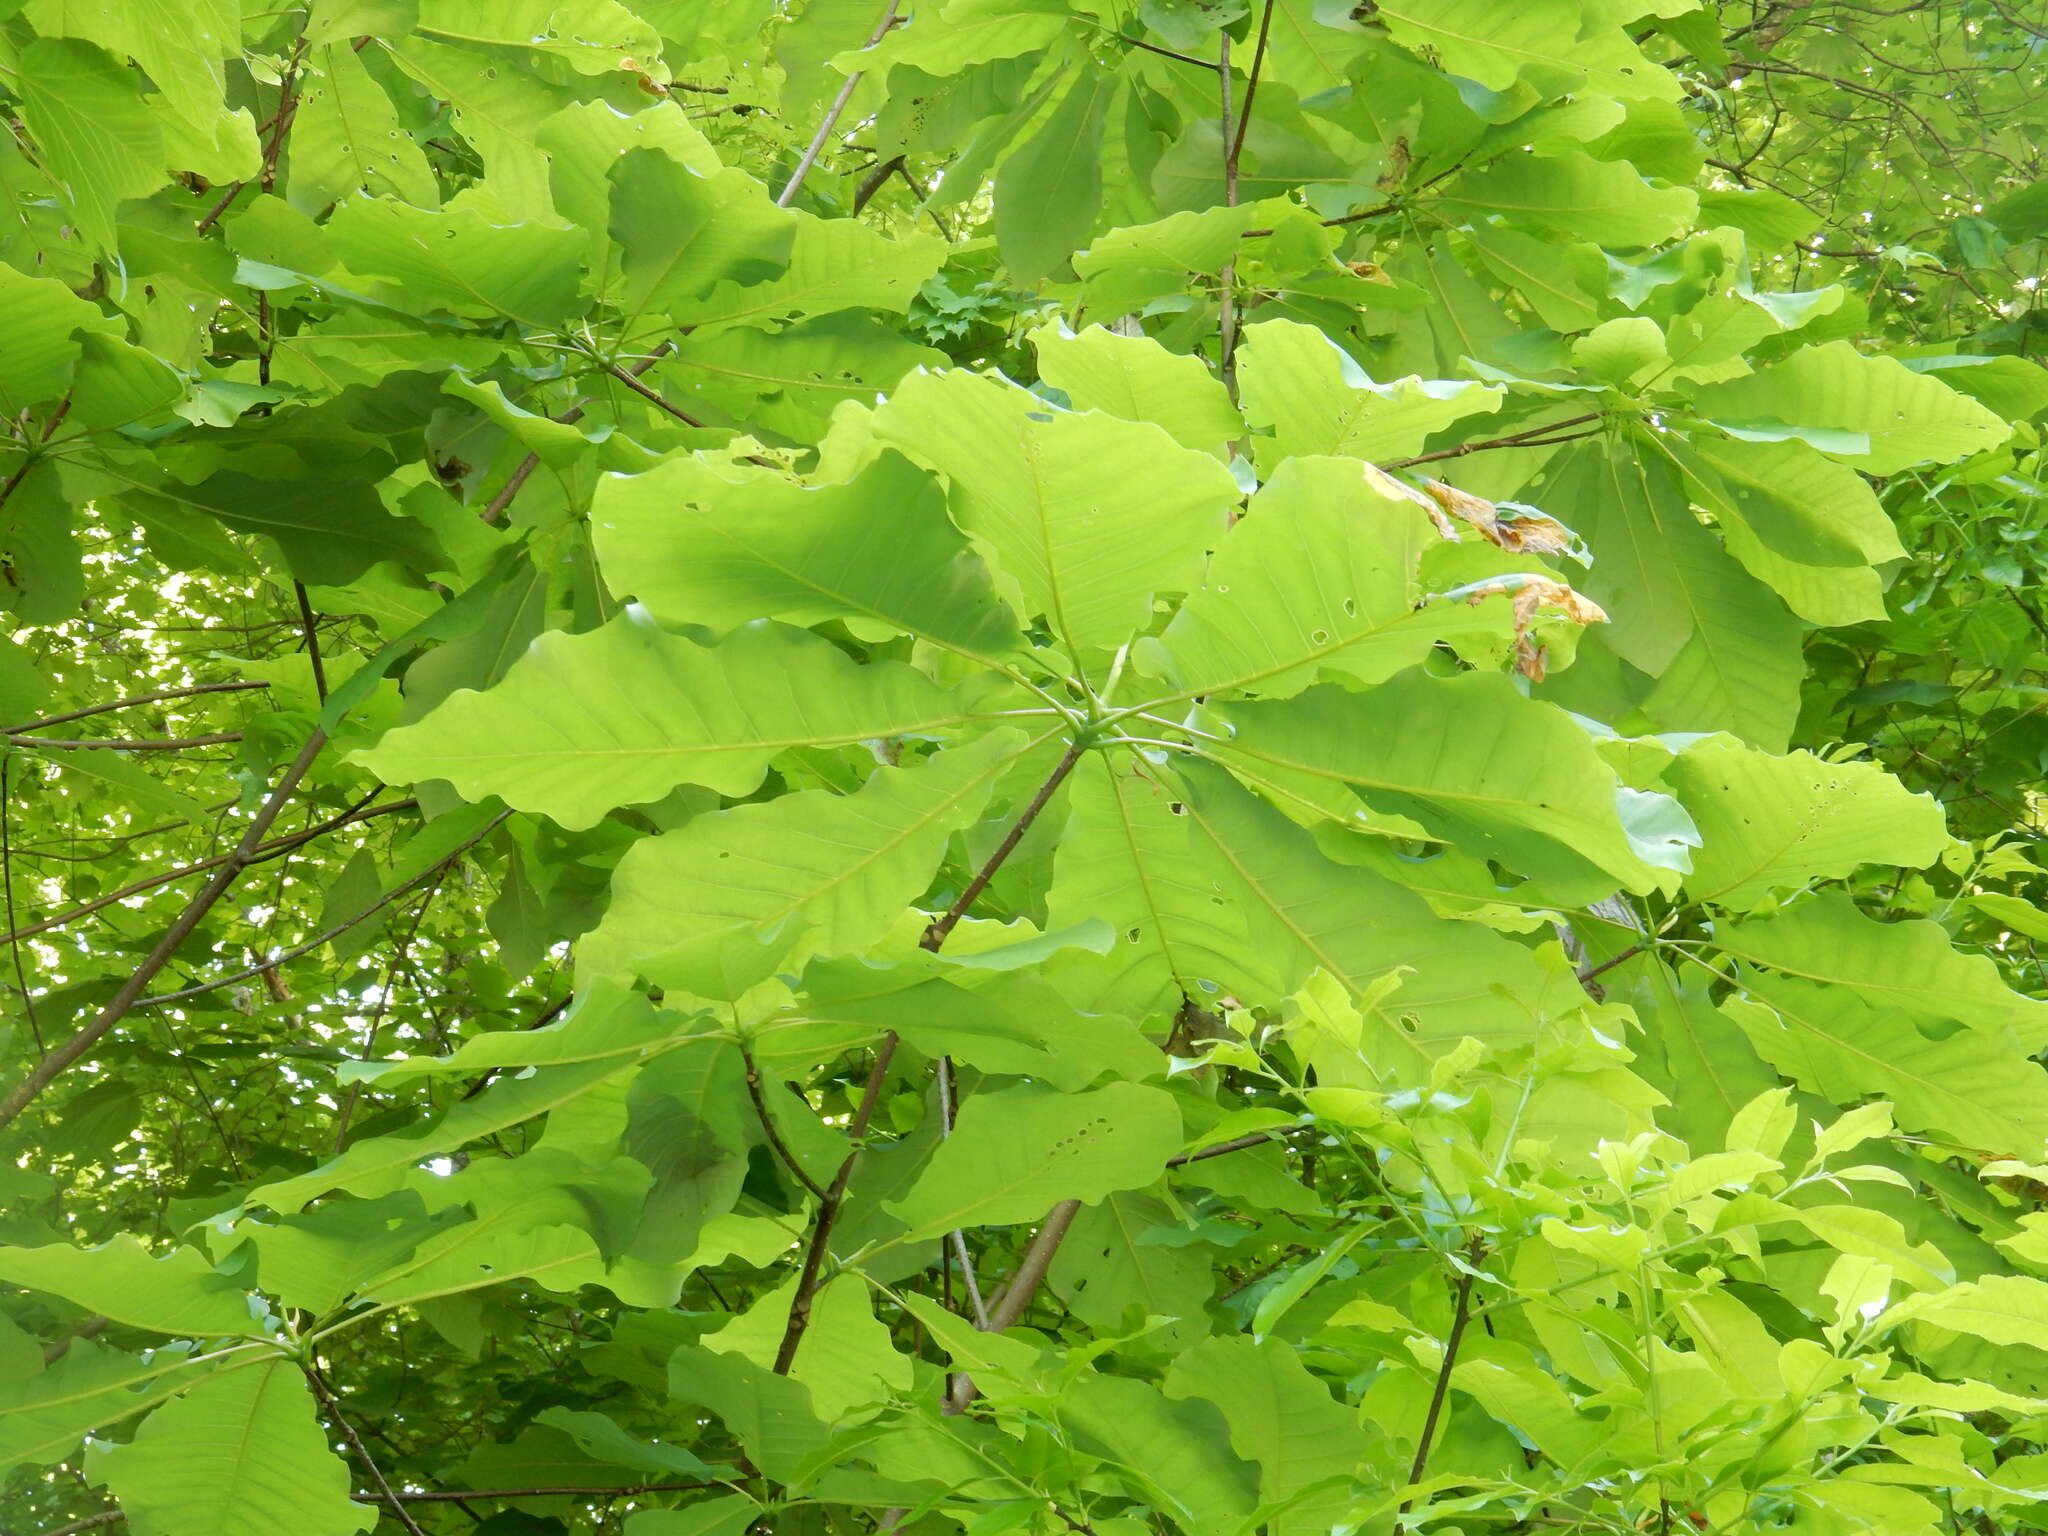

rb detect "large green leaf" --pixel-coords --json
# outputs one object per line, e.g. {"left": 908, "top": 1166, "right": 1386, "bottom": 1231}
{"left": 1142, "top": 455, "right": 1444, "bottom": 699}
{"left": 358, "top": 612, "right": 979, "bottom": 828}
{"left": 1659, "top": 435, "right": 1902, "bottom": 627}
{"left": 606, "top": 148, "right": 794, "bottom": 319}
{"left": 870, "top": 368, "right": 1240, "bottom": 658}
{"left": 1441, "top": 149, "right": 1698, "bottom": 247}
{"left": 87, "top": 1360, "right": 371, "bottom": 1536}
{"left": 591, "top": 450, "right": 1021, "bottom": 659}
{"left": 1544, "top": 438, "right": 1803, "bottom": 749}
{"left": 1164, "top": 1337, "right": 1358, "bottom": 1536}
{"left": 1218, "top": 671, "right": 1671, "bottom": 902}
{"left": 1048, "top": 754, "right": 1570, "bottom": 1047}
{"left": 886, "top": 1081, "right": 1183, "bottom": 1241}
{"left": 1691, "top": 341, "right": 2011, "bottom": 476}
{"left": 1236, "top": 318, "right": 1504, "bottom": 467}
{"left": 1667, "top": 738, "right": 1950, "bottom": 907}
{"left": 1378, "top": 0, "right": 1680, "bottom": 101}
{"left": 325, "top": 197, "right": 586, "bottom": 325}
{"left": 0, "top": 1237, "right": 260, "bottom": 1338}
{"left": 1032, "top": 322, "right": 1242, "bottom": 455}
{"left": 578, "top": 730, "right": 1028, "bottom": 999}
{"left": 1715, "top": 893, "right": 2048, "bottom": 1050}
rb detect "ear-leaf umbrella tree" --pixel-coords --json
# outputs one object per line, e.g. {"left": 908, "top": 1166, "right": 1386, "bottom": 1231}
{"left": 5, "top": 3, "right": 2048, "bottom": 1534}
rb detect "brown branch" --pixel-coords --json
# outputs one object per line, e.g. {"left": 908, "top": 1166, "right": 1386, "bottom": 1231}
{"left": 740, "top": 1039, "right": 831, "bottom": 1202}
{"left": 599, "top": 357, "right": 706, "bottom": 428}
{"left": 8, "top": 732, "right": 245, "bottom": 751}
{"left": 1578, "top": 941, "right": 1650, "bottom": 985}
{"left": 2, "top": 680, "right": 270, "bottom": 734}
{"left": 943, "top": 1198, "right": 1082, "bottom": 1414}
{"left": 1227, "top": 0, "right": 1279, "bottom": 170}
{"left": 777, "top": 740, "right": 1090, "bottom": 1374}
{"left": 1116, "top": 33, "right": 1221, "bottom": 71}
{"left": 133, "top": 813, "right": 508, "bottom": 1010}
{"left": 776, "top": 0, "right": 902, "bottom": 206}
{"left": 39, "top": 1314, "right": 108, "bottom": 1365}
{"left": 481, "top": 348, "right": 673, "bottom": 524}
{"left": 373, "top": 1482, "right": 730, "bottom": 1502}
{"left": 293, "top": 582, "right": 329, "bottom": 702}
{"left": 852, "top": 154, "right": 905, "bottom": 214}
{"left": 305, "top": 1363, "right": 429, "bottom": 1536}
{"left": 42, "top": 1514, "right": 124, "bottom": 1536}
{"left": 0, "top": 731, "right": 329, "bottom": 1131}
{"left": 1166, "top": 1129, "right": 1286, "bottom": 1167}
{"left": 1400, "top": 1234, "right": 1488, "bottom": 1514}
{"left": 0, "top": 797, "right": 417, "bottom": 946}
{"left": 921, "top": 741, "right": 1087, "bottom": 952}
{"left": 1383, "top": 413, "right": 1604, "bottom": 471}
{"left": 773, "top": 1032, "right": 899, "bottom": 1374}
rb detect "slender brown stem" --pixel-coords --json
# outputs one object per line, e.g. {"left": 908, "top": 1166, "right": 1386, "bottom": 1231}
{"left": 0, "top": 730, "right": 328, "bottom": 1131}
{"left": 922, "top": 741, "right": 1087, "bottom": 952}
{"left": 134, "top": 813, "right": 508, "bottom": 1010}
{"left": 1117, "top": 34, "right": 1221, "bottom": 71}
{"left": 1227, "top": 0, "right": 1279, "bottom": 169}
{"left": 777, "top": 741, "right": 1091, "bottom": 1373}
{"left": 8, "top": 732, "right": 245, "bottom": 751}
{"left": 480, "top": 347, "right": 674, "bottom": 523}
{"left": 1579, "top": 940, "right": 1650, "bottom": 984}
{"left": 1383, "top": 413, "right": 1604, "bottom": 470}
{"left": 293, "top": 582, "right": 329, "bottom": 701}
{"left": 2, "top": 680, "right": 270, "bottom": 734}
{"left": 1400, "top": 1234, "right": 1488, "bottom": 1512}
{"left": 741, "top": 1039, "right": 831, "bottom": 1201}
{"left": 944, "top": 1198, "right": 1081, "bottom": 1414}
{"left": 773, "top": 1033, "right": 899, "bottom": 1373}
{"left": 1166, "top": 1129, "right": 1287, "bottom": 1167}
{"left": 599, "top": 358, "right": 706, "bottom": 428}
{"left": 42, "top": 1514, "right": 124, "bottom": 1536}
{"left": 305, "top": 1363, "right": 430, "bottom": 1536}
{"left": 372, "top": 1482, "right": 728, "bottom": 1502}
{"left": 0, "top": 798, "right": 415, "bottom": 946}
{"left": 852, "top": 154, "right": 905, "bottom": 213}
{"left": 776, "top": 0, "right": 901, "bottom": 207}
{"left": 936, "top": 1057, "right": 990, "bottom": 1331}
{"left": 39, "top": 1314, "right": 108, "bottom": 1365}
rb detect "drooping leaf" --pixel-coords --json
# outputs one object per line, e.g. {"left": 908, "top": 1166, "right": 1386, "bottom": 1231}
{"left": 357, "top": 612, "right": 979, "bottom": 828}
{"left": 87, "top": 1361, "right": 371, "bottom": 1536}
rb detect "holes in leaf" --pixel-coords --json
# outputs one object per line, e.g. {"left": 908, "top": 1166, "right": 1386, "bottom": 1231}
{"left": 1342, "top": 598, "right": 1357, "bottom": 617}
{"left": 1310, "top": 629, "right": 1330, "bottom": 644}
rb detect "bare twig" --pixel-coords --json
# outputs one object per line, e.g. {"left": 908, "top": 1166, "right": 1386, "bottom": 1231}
{"left": 2, "top": 680, "right": 270, "bottom": 734}
{"left": 921, "top": 741, "right": 1087, "bottom": 952}
{"left": 944, "top": 1198, "right": 1082, "bottom": 1414}
{"left": 0, "top": 798, "right": 417, "bottom": 946}
{"left": 741, "top": 1038, "right": 831, "bottom": 1202}
{"left": 1400, "top": 1234, "right": 1489, "bottom": 1514}
{"left": 0, "top": 730, "right": 330, "bottom": 1132}
{"left": 1383, "top": 413, "right": 1604, "bottom": 470}
{"left": 133, "top": 813, "right": 508, "bottom": 1010}
{"left": 776, "top": 0, "right": 902, "bottom": 206}
{"left": 305, "top": 1363, "right": 429, "bottom": 1536}
{"left": 7, "top": 732, "right": 245, "bottom": 751}
{"left": 293, "top": 582, "right": 329, "bottom": 702}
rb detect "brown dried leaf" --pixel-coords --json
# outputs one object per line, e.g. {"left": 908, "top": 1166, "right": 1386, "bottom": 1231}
{"left": 1447, "top": 574, "right": 1608, "bottom": 681}
{"left": 1365, "top": 463, "right": 1459, "bottom": 539}
{"left": 1422, "top": 480, "right": 1576, "bottom": 554}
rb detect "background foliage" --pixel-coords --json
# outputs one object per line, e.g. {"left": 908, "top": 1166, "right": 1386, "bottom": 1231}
{"left": 5, "top": 2, "right": 2048, "bottom": 1534}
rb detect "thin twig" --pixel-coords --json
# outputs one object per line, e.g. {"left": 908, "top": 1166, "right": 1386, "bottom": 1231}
{"left": 921, "top": 741, "right": 1087, "bottom": 952}
{"left": 7, "top": 732, "right": 245, "bottom": 751}
{"left": 42, "top": 1514, "right": 124, "bottom": 1536}
{"left": 0, "top": 730, "right": 330, "bottom": 1131}
{"left": 293, "top": 582, "right": 329, "bottom": 702}
{"left": 0, "top": 798, "right": 415, "bottom": 946}
{"left": 1400, "top": 1234, "right": 1489, "bottom": 1514}
{"left": 776, "top": 0, "right": 902, "bottom": 206}
{"left": 777, "top": 741, "right": 1089, "bottom": 1374}
{"left": 944, "top": 1199, "right": 1081, "bottom": 1414}
{"left": 936, "top": 1057, "right": 989, "bottom": 1330}
{"left": 1578, "top": 941, "right": 1650, "bottom": 985}
{"left": 369, "top": 1482, "right": 729, "bottom": 1502}
{"left": 2, "top": 757, "right": 41, "bottom": 1054}
{"left": 1383, "top": 413, "right": 1604, "bottom": 470}
{"left": 133, "top": 813, "right": 509, "bottom": 1010}
{"left": 741, "top": 1039, "right": 831, "bottom": 1201}
{"left": 480, "top": 348, "right": 673, "bottom": 524}
{"left": 2, "top": 680, "right": 270, "bottom": 734}
{"left": 773, "top": 1033, "right": 899, "bottom": 1373}
{"left": 305, "top": 1363, "right": 430, "bottom": 1536}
